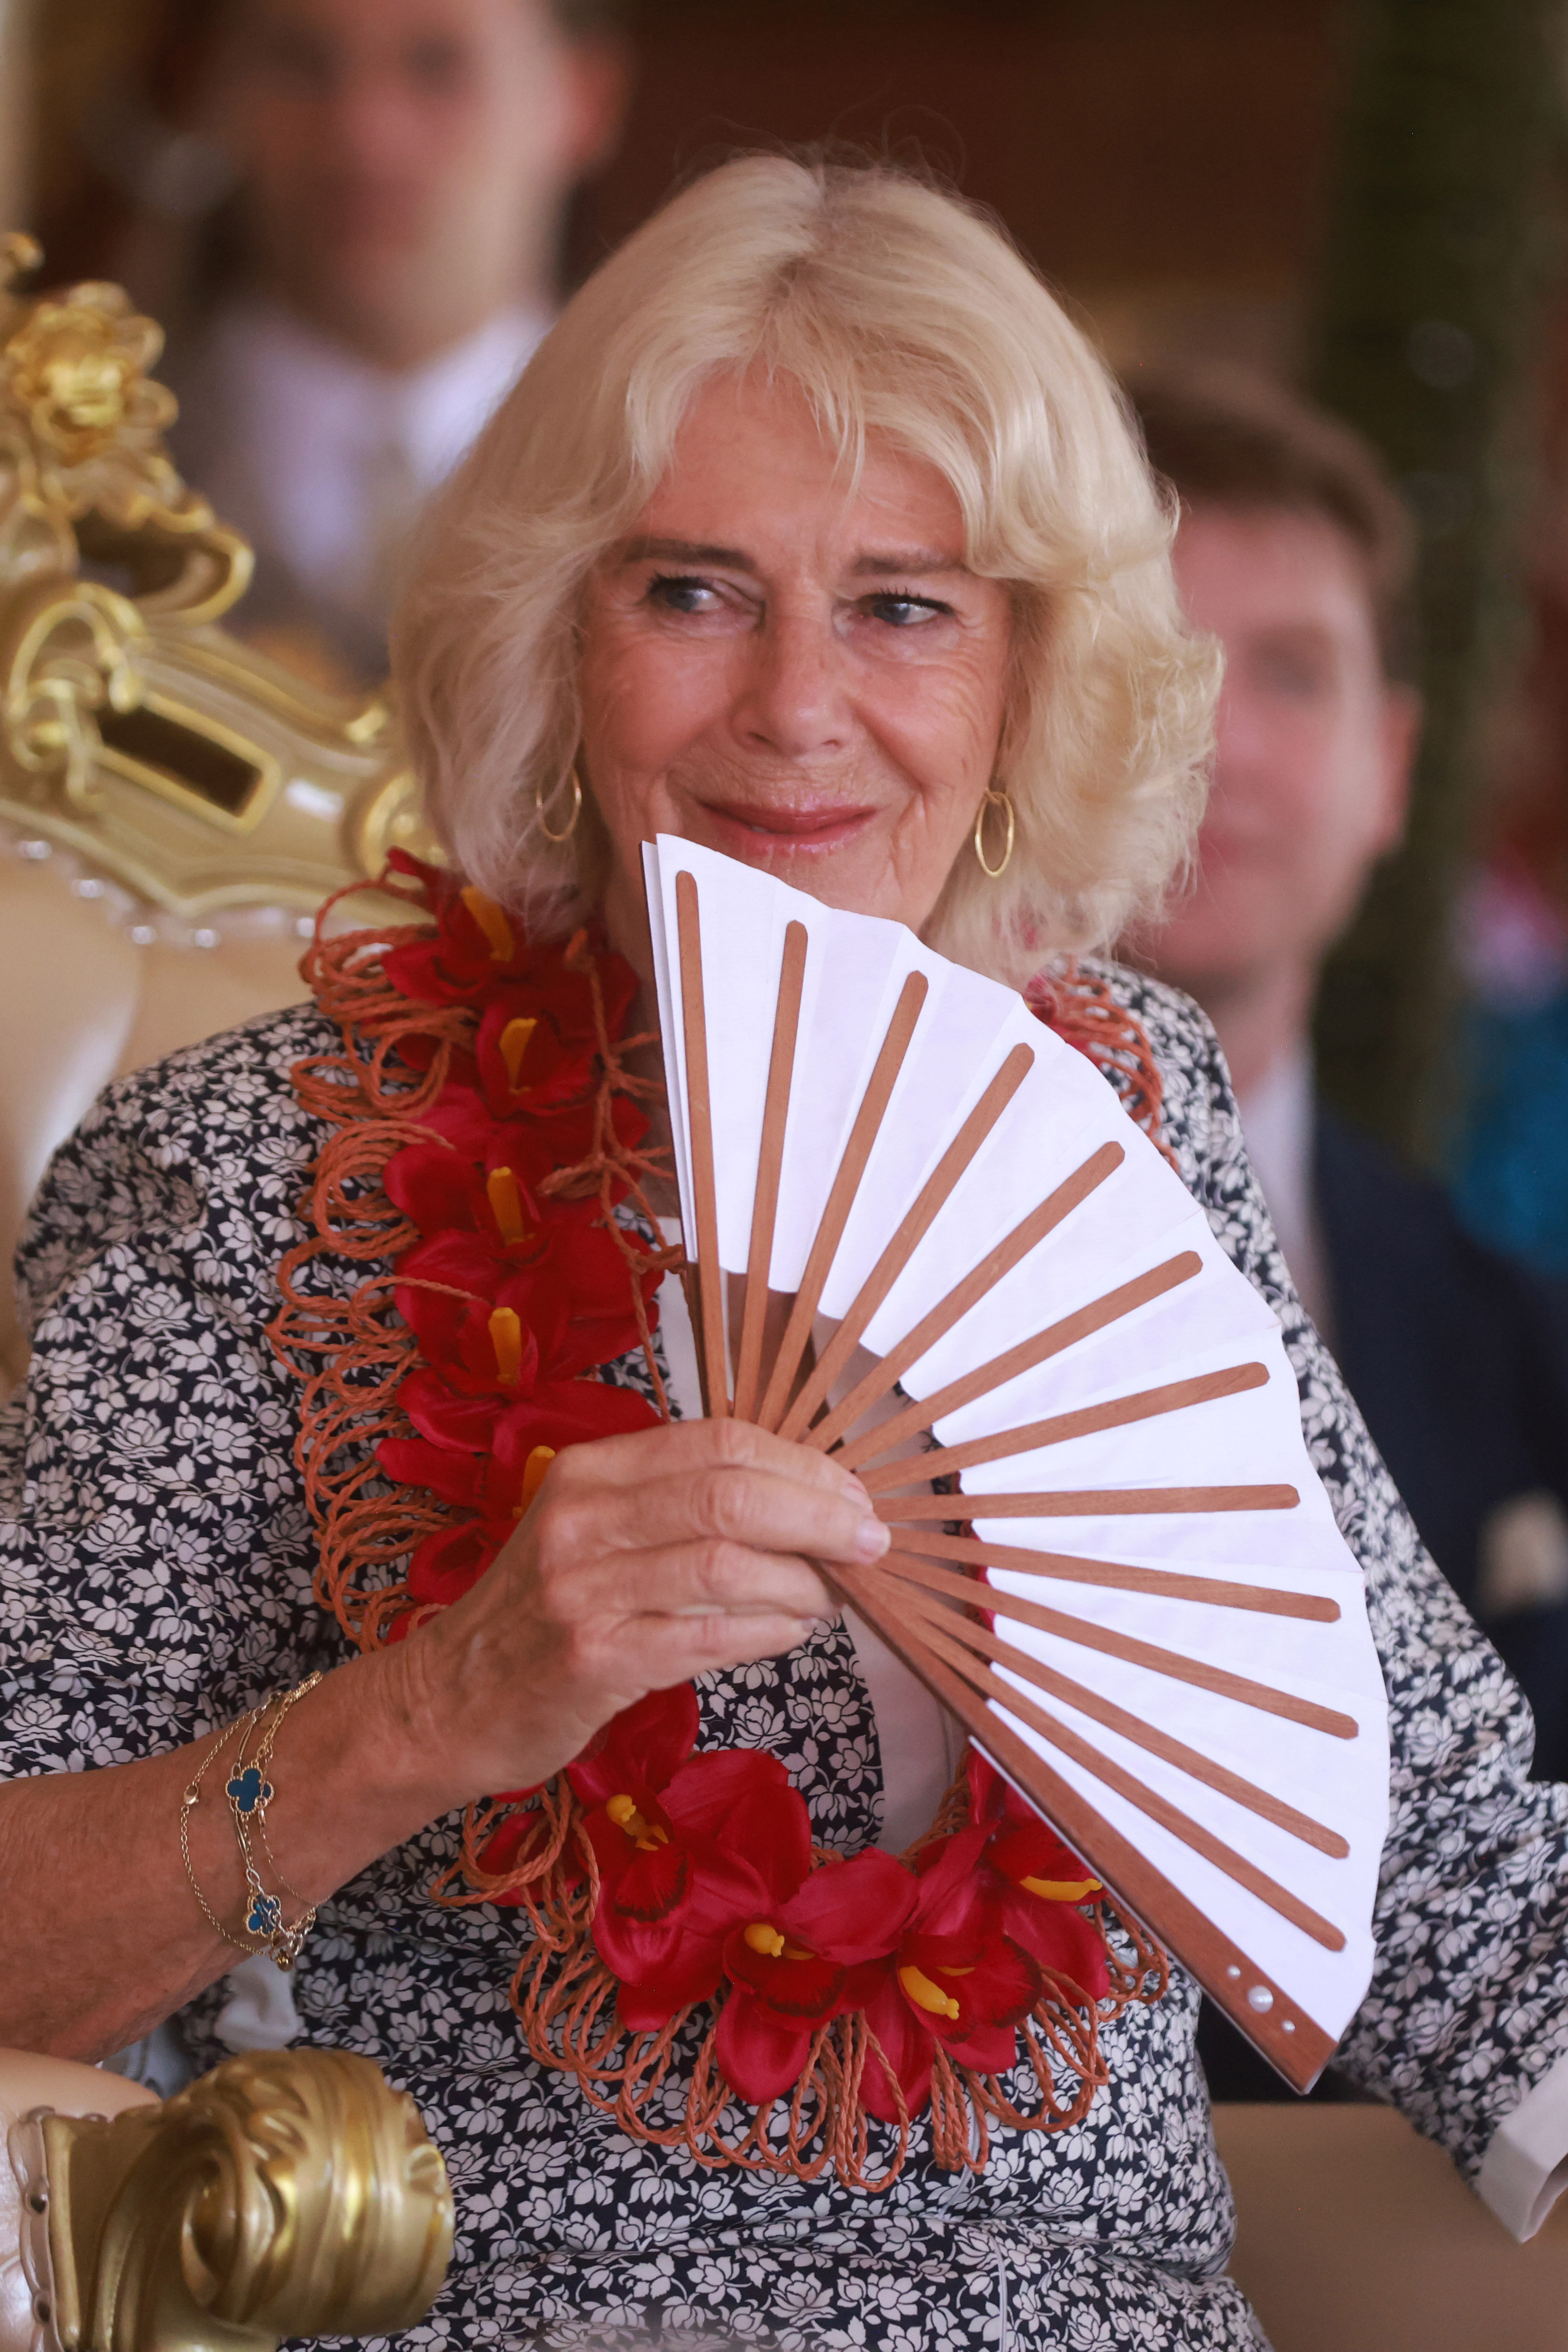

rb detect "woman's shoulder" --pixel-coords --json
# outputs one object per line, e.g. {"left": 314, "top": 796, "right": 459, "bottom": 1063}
{"left": 14, "top": 1001, "right": 341, "bottom": 1340}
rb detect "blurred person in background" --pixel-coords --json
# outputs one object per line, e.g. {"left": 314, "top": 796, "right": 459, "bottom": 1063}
{"left": 1128, "top": 364, "right": 1568, "bottom": 2105}
{"left": 168, "top": 0, "right": 629, "bottom": 682}
{"left": 1127, "top": 363, "right": 1568, "bottom": 1774}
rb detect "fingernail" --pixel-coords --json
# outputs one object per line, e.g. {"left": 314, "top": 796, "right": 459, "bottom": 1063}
{"left": 855, "top": 1514, "right": 890, "bottom": 1563}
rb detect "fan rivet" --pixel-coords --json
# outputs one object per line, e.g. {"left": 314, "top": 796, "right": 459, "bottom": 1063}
{"left": 1282, "top": 2019, "right": 1296, "bottom": 2034}
{"left": 1246, "top": 1984, "right": 1274, "bottom": 2013}
{"left": 1226, "top": 1964, "right": 1242, "bottom": 1980}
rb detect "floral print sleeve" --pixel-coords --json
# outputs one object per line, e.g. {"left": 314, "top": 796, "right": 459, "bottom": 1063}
{"left": 0, "top": 1008, "right": 343, "bottom": 1770}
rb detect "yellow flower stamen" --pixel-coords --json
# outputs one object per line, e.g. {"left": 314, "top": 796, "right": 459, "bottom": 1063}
{"left": 461, "top": 886, "right": 515, "bottom": 962}
{"left": 486, "top": 1165, "right": 531, "bottom": 1247}
{"left": 488, "top": 1306, "right": 523, "bottom": 1385}
{"left": 509, "top": 1446, "right": 556, "bottom": 1520}
{"left": 499, "top": 1015, "right": 538, "bottom": 1090}
{"left": 899, "top": 1964, "right": 961, "bottom": 2022}
{"left": 605, "top": 1793, "right": 668, "bottom": 1852}
{"left": 516, "top": 1446, "right": 554, "bottom": 1516}
{"left": 1021, "top": 1874, "right": 1101, "bottom": 1901}
{"left": 744, "top": 1922, "right": 786, "bottom": 1959}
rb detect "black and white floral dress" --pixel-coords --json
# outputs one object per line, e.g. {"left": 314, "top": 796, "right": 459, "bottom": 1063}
{"left": 4, "top": 965, "right": 1567, "bottom": 2352}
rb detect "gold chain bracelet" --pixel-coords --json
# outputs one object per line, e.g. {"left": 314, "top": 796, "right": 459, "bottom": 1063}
{"left": 224, "top": 1672, "right": 323, "bottom": 1968}
{"left": 180, "top": 1671, "right": 323, "bottom": 1970}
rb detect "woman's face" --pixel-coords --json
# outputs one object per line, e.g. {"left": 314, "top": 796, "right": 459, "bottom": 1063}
{"left": 578, "top": 370, "right": 1014, "bottom": 978}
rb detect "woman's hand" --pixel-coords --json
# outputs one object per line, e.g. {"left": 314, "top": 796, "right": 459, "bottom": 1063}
{"left": 393, "top": 1419, "right": 890, "bottom": 1806}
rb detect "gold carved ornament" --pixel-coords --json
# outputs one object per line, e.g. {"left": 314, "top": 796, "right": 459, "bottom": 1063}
{"left": 0, "top": 232, "right": 438, "bottom": 922}
{"left": 12, "top": 2049, "right": 453, "bottom": 2352}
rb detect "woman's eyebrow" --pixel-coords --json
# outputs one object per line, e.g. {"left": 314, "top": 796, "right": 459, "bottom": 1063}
{"left": 616, "top": 538, "right": 968, "bottom": 576}
{"left": 850, "top": 549, "right": 967, "bottom": 576}
{"left": 619, "top": 536, "right": 752, "bottom": 568}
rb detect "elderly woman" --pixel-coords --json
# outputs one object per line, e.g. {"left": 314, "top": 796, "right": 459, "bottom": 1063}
{"left": 2, "top": 157, "right": 1565, "bottom": 2351}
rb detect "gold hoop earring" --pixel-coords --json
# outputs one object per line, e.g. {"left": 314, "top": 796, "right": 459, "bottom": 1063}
{"left": 973, "top": 784, "right": 1015, "bottom": 879}
{"left": 536, "top": 766, "right": 583, "bottom": 845}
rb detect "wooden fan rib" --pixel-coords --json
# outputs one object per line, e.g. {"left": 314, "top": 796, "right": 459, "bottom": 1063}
{"left": 893, "top": 1600, "right": 1348, "bottom": 1953}
{"left": 886, "top": 1525, "right": 1339, "bottom": 1623}
{"left": 755, "top": 969, "right": 930, "bottom": 1432}
{"left": 774, "top": 1042, "right": 1037, "bottom": 1443}
{"left": 841, "top": 1561, "right": 1354, "bottom": 2022}
{"left": 732, "top": 919, "right": 808, "bottom": 1425}
{"left": 867, "top": 1564, "right": 1345, "bottom": 1855}
{"left": 858, "top": 1361, "right": 1271, "bottom": 1494}
{"left": 674, "top": 871, "right": 730, "bottom": 1419}
{"left": 805, "top": 1141, "right": 1125, "bottom": 1455}
{"left": 835, "top": 1569, "right": 1337, "bottom": 2085}
{"left": 878, "top": 1553, "right": 1358, "bottom": 1739}
{"left": 834, "top": 1250, "right": 1203, "bottom": 1473}
{"left": 875, "top": 1483, "right": 1301, "bottom": 1521}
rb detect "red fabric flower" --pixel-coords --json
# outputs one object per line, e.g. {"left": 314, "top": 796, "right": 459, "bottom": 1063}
{"left": 471, "top": 993, "right": 599, "bottom": 1123}
{"left": 969, "top": 1752, "right": 1110, "bottom": 2001}
{"left": 380, "top": 858, "right": 637, "bottom": 1019}
{"left": 393, "top": 1225, "right": 654, "bottom": 1435}
{"left": 858, "top": 1826, "right": 1045, "bottom": 2119}
{"left": 396, "top": 1079, "right": 649, "bottom": 1201}
{"left": 379, "top": 1381, "right": 660, "bottom": 1516}
{"left": 385, "top": 1141, "right": 550, "bottom": 1254}
{"left": 567, "top": 1688, "right": 812, "bottom": 2027}
{"left": 405, "top": 1516, "right": 505, "bottom": 1608}
{"left": 715, "top": 1847, "right": 917, "bottom": 2103}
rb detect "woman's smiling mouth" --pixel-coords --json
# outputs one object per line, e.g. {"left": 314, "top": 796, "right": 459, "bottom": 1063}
{"left": 699, "top": 795, "right": 880, "bottom": 854}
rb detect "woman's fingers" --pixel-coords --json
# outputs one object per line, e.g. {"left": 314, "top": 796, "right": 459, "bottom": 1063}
{"left": 556, "top": 1532, "right": 835, "bottom": 1626}
{"left": 546, "top": 1414, "right": 872, "bottom": 1509}
{"left": 538, "top": 1461, "right": 887, "bottom": 1583}
{"left": 609, "top": 1604, "right": 824, "bottom": 1688}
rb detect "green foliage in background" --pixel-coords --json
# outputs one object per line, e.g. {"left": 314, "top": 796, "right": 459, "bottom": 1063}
{"left": 1310, "top": 0, "right": 1564, "bottom": 1160}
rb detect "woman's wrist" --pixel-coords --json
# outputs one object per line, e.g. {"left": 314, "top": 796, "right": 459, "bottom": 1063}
{"left": 352, "top": 1614, "right": 547, "bottom": 1826}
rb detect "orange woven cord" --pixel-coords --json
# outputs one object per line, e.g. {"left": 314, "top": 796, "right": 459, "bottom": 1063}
{"left": 1027, "top": 960, "right": 1179, "bottom": 1172}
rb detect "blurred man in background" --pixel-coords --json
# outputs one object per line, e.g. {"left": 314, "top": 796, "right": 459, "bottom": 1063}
{"left": 1129, "top": 363, "right": 1568, "bottom": 1752}
{"left": 171, "top": 0, "right": 628, "bottom": 681}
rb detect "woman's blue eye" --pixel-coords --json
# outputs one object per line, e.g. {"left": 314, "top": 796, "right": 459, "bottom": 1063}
{"left": 647, "top": 575, "right": 717, "bottom": 614}
{"left": 869, "top": 594, "right": 946, "bottom": 627}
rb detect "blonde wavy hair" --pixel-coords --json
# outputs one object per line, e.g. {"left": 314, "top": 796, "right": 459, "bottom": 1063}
{"left": 392, "top": 154, "right": 1217, "bottom": 983}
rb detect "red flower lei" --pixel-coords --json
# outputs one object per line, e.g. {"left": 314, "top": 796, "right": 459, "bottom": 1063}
{"left": 270, "top": 853, "right": 1168, "bottom": 2190}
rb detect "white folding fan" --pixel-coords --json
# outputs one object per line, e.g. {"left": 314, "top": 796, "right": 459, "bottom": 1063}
{"left": 643, "top": 835, "right": 1389, "bottom": 2091}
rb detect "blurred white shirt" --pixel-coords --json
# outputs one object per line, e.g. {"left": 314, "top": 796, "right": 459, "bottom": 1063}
{"left": 173, "top": 296, "right": 549, "bottom": 678}
{"left": 1236, "top": 1044, "right": 1335, "bottom": 1343}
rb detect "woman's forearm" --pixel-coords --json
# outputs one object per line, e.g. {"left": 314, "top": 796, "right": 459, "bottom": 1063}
{"left": 0, "top": 1420, "right": 871, "bottom": 2059}
{"left": 0, "top": 1645, "right": 463, "bottom": 2059}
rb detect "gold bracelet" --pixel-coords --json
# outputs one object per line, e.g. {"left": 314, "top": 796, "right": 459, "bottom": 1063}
{"left": 223, "top": 1672, "right": 323, "bottom": 1969}
{"left": 180, "top": 1673, "right": 323, "bottom": 1968}
{"left": 180, "top": 1706, "right": 271, "bottom": 1955}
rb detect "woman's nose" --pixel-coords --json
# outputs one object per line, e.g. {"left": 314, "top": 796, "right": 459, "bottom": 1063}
{"left": 730, "top": 606, "right": 852, "bottom": 760}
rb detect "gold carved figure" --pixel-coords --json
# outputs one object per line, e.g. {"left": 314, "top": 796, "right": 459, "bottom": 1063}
{"left": 8, "top": 2048, "right": 453, "bottom": 2352}
{"left": 0, "top": 233, "right": 434, "bottom": 920}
